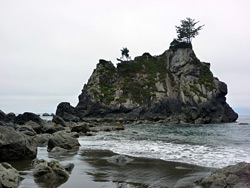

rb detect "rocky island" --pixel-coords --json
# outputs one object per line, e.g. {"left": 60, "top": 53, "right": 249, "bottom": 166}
{"left": 56, "top": 42, "right": 238, "bottom": 124}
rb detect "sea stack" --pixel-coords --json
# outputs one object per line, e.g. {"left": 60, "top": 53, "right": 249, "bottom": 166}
{"left": 56, "top": 41, "right": 238, "bottom": 124}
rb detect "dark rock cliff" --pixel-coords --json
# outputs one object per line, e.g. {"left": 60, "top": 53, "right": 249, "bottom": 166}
{"left": 56, "top": 45, "right": 238, "bottom": 124}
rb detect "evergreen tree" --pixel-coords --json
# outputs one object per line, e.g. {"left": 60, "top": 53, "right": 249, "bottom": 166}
{"left": 176, "top": 18, "right": 204, "bottom": 43}
{"left": 121, "top": 47, "right": 130, "bottom": 60}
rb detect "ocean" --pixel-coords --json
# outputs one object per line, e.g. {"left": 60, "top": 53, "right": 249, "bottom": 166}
{"left": 79, "top": 115, "right": 250, "bottom": 168}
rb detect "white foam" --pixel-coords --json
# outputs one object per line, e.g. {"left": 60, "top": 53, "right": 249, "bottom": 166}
{"left": 78, "top": 124, "right": 250, "bottom": 168}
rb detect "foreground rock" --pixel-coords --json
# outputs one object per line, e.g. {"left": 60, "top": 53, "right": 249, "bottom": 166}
{"left": 47, "top": 131, "right": 80, "bottom": 151}
{"left": 55, "top": 42, "right": 238, "bottom": 124}
{"left": 33, "top": 160, "right": 74, "bottom": 187}
{"left": 0, "top": 162, "right": 20, "bottom": 188}
{"left": 0, "top": 126, "right": 37, "bottom": 161}
{"left": 197, "top": 162, "right": 250, "bottom": 188}
{"left": 33, "top": 160, "right": 72, "bottom": 179}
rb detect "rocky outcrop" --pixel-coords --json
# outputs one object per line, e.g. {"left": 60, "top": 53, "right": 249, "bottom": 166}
{"left": 47, "top": 131, "right": 80, "bottom": 151}
{"left": 197, "top": 162, "right": 250, "bottom": 188}
{"left": 55, "top": 44, "right": 238, "bottom": 123}
{"left": 0, "top": 126, "right": 37, "bottom": 161}
{"left": 0, "top": 162, "right": 20, "bottom": 188}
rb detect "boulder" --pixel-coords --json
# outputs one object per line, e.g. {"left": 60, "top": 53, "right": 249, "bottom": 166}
{"left": 197, "top": 162, "right": 250, "bottom": 188}
{"left": 71, "top": 124, "right": 90, "bottom": 133}
{"left": 50, "top": 147, "right": 68, "bottom": 154}
{"left": 86, "top": 132, "right": 97, "bottom": 136}
{"left": 0, "top": 126, "right": 37, "bottom": 161}
{"left": 6, "top": 113, "right": 16, "bottom": 122}
{"left": 24, "top": 120, "right": 43, "bottom": 134}
{"left": 32, "top": 134, "right": 51, "bottom": 147}
{"left": 102, "top": 127, "right": 112, "bottom": 132}
{"left": 0, "top": 162, "right": 20, "bottom": 188}
{"left": 15, "top": 112, "right": 43, "bottom": 125}
{"left": 17, "top": 125, "right": 37, "bottom": 136}
{"left": 0, "top": 110, "right": 6, "bottom": 121}
{"left": 42, "top": 113, "right": 50, "bottom": 116}
{"left": 63, "top": 163, "right": 74, "bottom": 173}
{"left": 33, "top": 160, "right": 72, "bottom": 180}
{"left": 239, "top": 123, "right": 249, "bottom": 125}
{"left": 107, "top": 155, "right": 133, "bottom": 165}
{"left": 41, "top": 122, "right": 65, "bottom": 134}
{"left": 47, "top": 131, "right": 80, "bottom": 151}
{"left": 52, "top": 115, "right": 67, "bottom": 127}
{"left": 112, "top": 125, "right": 125, "bottom": 131}
{"left": 0, "top": 111, "right": 16, "bottom": 123}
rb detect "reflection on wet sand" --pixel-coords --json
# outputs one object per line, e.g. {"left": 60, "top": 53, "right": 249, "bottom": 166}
{"left": 80, "top": 150, "right": 212, "bottom": 188}
{"left": 13, "top": 147, "right": 212, "bottom": 187}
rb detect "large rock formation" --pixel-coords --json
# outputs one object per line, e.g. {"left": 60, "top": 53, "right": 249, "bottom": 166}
{"left": 56, "top": 44, "right": 238, "bottom": 123}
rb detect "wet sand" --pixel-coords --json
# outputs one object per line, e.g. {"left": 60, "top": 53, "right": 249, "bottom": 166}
{"left": 8, "top": 147, "right": 213, "bottom": 188}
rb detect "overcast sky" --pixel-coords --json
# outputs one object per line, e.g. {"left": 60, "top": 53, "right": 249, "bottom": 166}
{"left": 0, "top": 0, "right": 250, "bottom": 114}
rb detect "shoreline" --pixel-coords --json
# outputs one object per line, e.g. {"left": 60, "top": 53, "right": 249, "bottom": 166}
{"left": 1, "top": 111, "right": 249, "bottom": 187}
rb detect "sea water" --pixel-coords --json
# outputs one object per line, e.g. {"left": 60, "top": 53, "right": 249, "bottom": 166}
{"left": 79, "top": 115, "right": 250, "bottom": 168}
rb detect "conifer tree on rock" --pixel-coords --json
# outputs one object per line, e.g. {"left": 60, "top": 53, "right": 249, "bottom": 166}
{"left": 175, "top": 17, "right": 204, "bottom": 43}
{"left": 120, "top": 47, "right": 131, "bottom": 61}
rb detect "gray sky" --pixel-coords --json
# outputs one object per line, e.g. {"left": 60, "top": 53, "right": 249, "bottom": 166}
{"left": 0, "top": 0, "right": 250, "bottom": 114}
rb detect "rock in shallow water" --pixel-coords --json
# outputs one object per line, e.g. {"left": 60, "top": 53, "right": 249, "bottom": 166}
{"left": 197, "top": 162, "right": 250, "bottom": 188}
{"left": 32, "top": 160, "right": 74, "bottom": 188}
{"left": 0, "top": 162, "right": 20, "bottom": 188}
{"left": 107, "top": 155, "right": 133, "bottom": 165}
{"left": 47, "top": 131, "right": 80, "bottom": 151}
{"left": 33, "top": 160, "right": 70, "bottom": 179}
